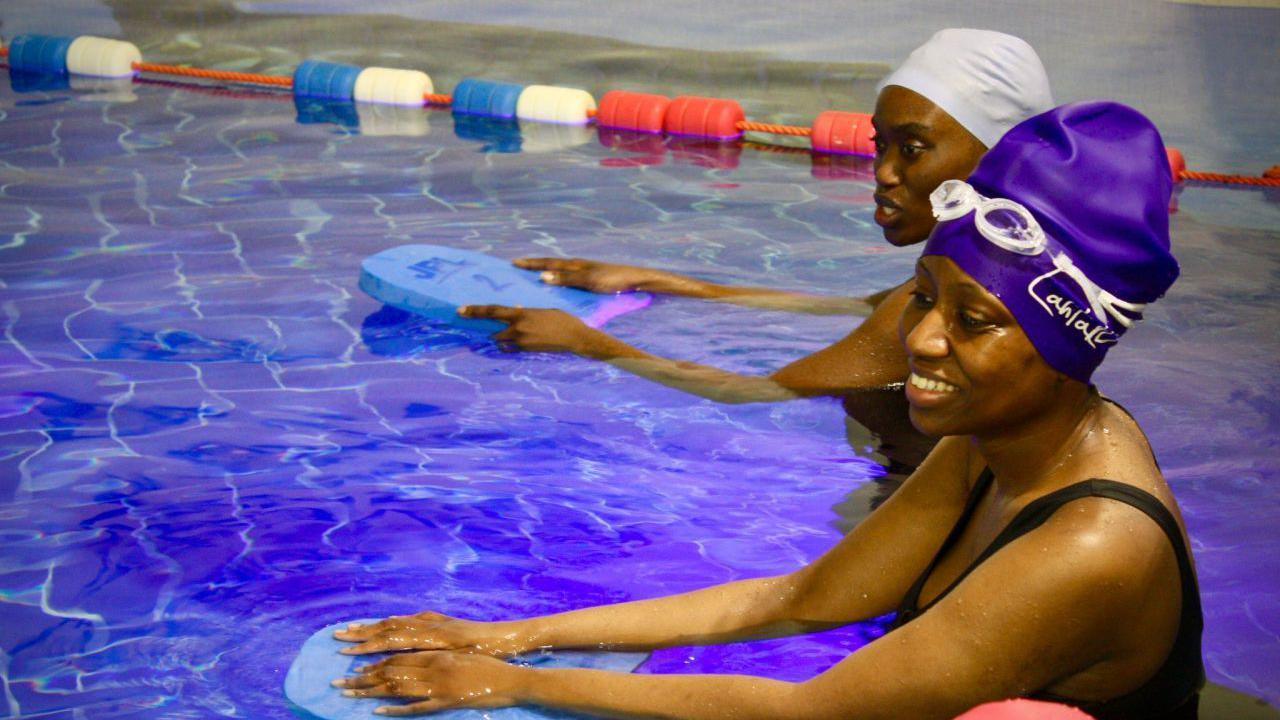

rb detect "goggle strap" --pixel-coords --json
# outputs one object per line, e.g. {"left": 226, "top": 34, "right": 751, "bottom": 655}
{"left": 1052, "top": 254, "right": 1146, "bottom": 328}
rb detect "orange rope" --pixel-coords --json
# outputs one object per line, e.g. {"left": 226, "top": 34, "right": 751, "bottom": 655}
{"left": 1179, "top": 169, "right": 1280, "bottom": 187}
{"left": 424, "top": 92, "right": 453, "bottom": 106}
{"left": 131, "top": 62, "right": 293, "bottom": 88}
{"left": 135, "top": 76, "right": 292, "bottom": 102}
{"left": 736, "top": 120, "right": 811, "bottom": 137}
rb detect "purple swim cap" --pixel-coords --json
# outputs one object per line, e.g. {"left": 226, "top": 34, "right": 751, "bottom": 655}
{"left": 923, "top": 101, "right": 1178, "bottom": 382}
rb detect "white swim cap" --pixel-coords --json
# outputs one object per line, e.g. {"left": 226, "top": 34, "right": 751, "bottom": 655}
{"left": 876, "top": 29, "right": 1054, "bottom": 148}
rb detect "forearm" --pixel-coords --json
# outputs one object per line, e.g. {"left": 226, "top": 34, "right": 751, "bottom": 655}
{"left": 645, "top": 273, "right": 868, "bottom": 316}
{"left": 511, "top": 666, "right": 806, "bottom": 720}
{"left": 609, "top": 355, "right": 800, "bottom": 404}
{"left": 506, "top": 575, "right": 829, "bottom": 654}
{"left": 567, "top": 327, "right": 797, "bottom": 404}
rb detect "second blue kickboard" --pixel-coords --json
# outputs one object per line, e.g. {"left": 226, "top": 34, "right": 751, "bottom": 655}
{"left": 359, "top": 245, "right": 650, "bottom": 331}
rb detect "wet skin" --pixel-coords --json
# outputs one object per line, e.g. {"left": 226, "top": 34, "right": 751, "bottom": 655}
{"left": 898, "top": 255, "right": 1067, "bottom": 438}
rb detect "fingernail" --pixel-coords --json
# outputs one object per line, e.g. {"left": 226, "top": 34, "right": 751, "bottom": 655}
{"left": 354, "top": 664, "right": 368, "bottom": 672}
{"left": 347, "top": 622, "right": 363, "bottom": 629}
{"left": 339, "top": 648, "right": 354, "bottom": 655}
{"left": 374, "top": 709, "right": 388, "bottom": 716}
{"left": 331, "top": 679, "right": 345, "bottom": 688}
{"left": 457, "top": 306, "right": 469, "bottom": 315}
{"left": 343, "top": 690, "right": 356, "bottom": 697}
{"left": 541, "top": 271, "right": 555, "bottom": 282}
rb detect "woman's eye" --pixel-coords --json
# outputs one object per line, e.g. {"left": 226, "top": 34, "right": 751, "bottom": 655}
{"left": 960, "top": 311, "right": 991, "bottom": 329}
{"left": 910, "top": 290, "right": 935, "bottom": 308}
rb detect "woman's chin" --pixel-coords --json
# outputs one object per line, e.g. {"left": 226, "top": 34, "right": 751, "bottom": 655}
{"left": 882, "top": 224, "right": 928, "bottom": 247}
{"left": 905, "top": 407, "right": 951, "bottom": 438}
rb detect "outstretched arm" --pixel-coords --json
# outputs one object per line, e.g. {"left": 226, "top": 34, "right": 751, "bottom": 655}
{"left": 457, "top": 304, "right": 798, "bottom": 404}
{"left": 516, "top": 257, "right": 873, "bottom": 316}
{"left": 337, "top": 462, "right": 1173, "bottom": 718}
{"left": 336, "top": 438, "right": 979, "bottom": 658}
{"left": 457, "top": 281, "right": 912, "bottom": 403}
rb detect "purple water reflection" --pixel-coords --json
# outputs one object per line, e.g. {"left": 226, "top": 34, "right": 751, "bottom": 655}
{"left": 0, "top": 65, "right": 1276, "bottom": 720}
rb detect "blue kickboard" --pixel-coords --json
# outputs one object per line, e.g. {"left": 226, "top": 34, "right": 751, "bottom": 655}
{"left": 358, "top": 245, "right": 650, "bottom": 331}
{"left": 285, "top": 620, "right": 650, "bottom": 720}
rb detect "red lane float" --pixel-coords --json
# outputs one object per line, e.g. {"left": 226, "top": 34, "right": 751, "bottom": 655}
{"left": 664, "top": 96, "right": 745, "bottom": 141}
{"left": 811, "top": 111, "right": 876, "bottom": 157}
{"left": 597, "top": 90, "right": 671, "bottom": 134}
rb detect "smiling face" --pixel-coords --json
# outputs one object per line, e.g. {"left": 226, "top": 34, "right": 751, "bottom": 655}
{"left": 872, "top": 86, "right": 988, "bottom": 247}
{"left": 899, "top": 256, "right": 1067, "bottom": 438}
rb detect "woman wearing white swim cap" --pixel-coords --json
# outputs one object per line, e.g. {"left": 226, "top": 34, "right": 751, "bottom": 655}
{"left": 463, "top": 29, "right": 1055, "bottom": 405}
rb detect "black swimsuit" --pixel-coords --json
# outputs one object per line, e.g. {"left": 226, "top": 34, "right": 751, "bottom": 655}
{"left": 892, "top": 468, "right": 1204, "bottom": 719}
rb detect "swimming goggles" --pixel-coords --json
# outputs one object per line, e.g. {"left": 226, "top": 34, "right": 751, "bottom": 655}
{"left": 929, "top": 179, "right": 1146, "bottom": 328}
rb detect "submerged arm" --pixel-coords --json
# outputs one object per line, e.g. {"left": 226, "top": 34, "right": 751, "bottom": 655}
{"left": 516, "top": 257, "right": 874, "bottom": 316}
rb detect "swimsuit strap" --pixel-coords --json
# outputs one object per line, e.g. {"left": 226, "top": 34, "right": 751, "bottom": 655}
{"left": 1028, "top": 480, "right": 1204, "bottom": 720}
{"left": 891, "top": 466, "right": 995, "bottom": 627}
{"left": 893, "top": 476, "right": 1204, "bottom": 718}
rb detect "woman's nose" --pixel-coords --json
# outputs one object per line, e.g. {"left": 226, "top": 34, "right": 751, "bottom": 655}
{"left": 905, "top": 307, "right": 950, "bottom": 360}
{"left": 875, "top": 152, "right": 901, "bottom": 189}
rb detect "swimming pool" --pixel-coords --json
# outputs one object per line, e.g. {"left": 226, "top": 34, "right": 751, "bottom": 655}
{"left": 0, "top": 2, "right": 1277, "bottom": 718}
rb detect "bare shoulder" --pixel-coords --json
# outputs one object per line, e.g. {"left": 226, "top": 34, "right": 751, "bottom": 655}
{"left": 1035, "top": 492, "right": 1179, "bottom": 579}
{"left": 1028, "top": 485, "right": 1186, "bottom": 689}
{"left": 1075, "top": 397, "right": 1185, "bottom": 517}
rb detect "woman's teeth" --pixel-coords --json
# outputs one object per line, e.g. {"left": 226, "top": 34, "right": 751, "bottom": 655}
{"left": 909, "top": 372, "right": 958, "bottom": 393}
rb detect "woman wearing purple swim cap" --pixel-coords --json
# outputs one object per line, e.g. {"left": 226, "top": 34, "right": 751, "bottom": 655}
{"left": 334, "top": 103, "right": 1201, "bottom": 719}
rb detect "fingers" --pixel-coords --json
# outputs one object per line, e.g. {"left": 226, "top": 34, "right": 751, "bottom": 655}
{"left": 457, "top": 304, "right": 522, "bottom": 323}
{"left": 333, "top": 670, "right": 384, "bottom": 690}
{"left": 335, "top": 617, "right": 411, "bottom": 642}
{"left": 512, "top": 257, "right": 583, "bottom": 271}
{"left": 513, "top": 258, "right": 589, "bottom": 287}
{"left": 340, "top": 635, "right": 435, "bottom": 655}
{"left": 376, "top": 701, "right": 440, "bottom": 716}
{"left": 335, "top": 620, "right": 386, "bottom": 642}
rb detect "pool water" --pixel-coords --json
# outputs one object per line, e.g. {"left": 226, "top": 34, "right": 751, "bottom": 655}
{"left": 0, "top": 2, "right": 1277, "bottom": 718}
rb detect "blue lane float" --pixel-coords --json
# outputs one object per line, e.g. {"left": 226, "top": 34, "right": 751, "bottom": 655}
{"left": 8, "top": 34, "right": 142, "bottom": 78}
{"left": 7, "top": 35, "right": 75, "bottom": 75}
{"left": 285, "top": 620, "right": 649, "bottom": 720}
{"left": 451, "top": 78, "right": 524, "bottom": 118}
{"left": 293, "top": 60, "right": 362, "bottom": 101}
{"left": 359, "top": 245, "right": 650, "bottom": 330}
